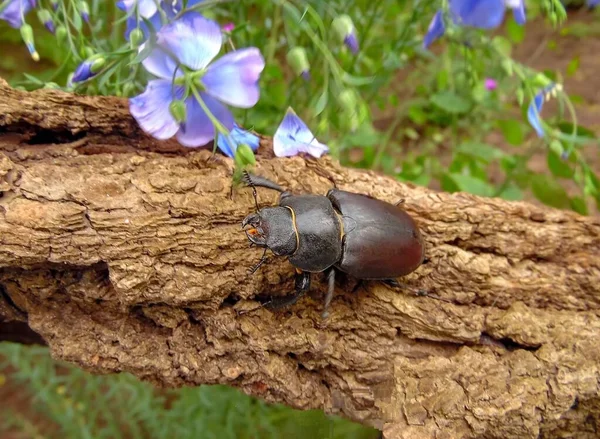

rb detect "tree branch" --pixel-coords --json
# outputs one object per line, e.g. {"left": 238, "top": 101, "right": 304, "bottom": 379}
{"left": 0, "top": 78, "right": 599, "bottom": 438}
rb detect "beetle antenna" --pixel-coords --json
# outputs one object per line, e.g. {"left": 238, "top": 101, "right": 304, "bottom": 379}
{"left": 249, "top": 248, "right": 268, "bottom": 274}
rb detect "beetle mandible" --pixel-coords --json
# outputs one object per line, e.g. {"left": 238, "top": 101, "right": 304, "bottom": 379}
{"left": 241, "top": 171, "right": 426, "bottom": 318}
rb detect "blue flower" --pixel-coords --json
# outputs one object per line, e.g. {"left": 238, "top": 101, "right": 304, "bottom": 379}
{"left": 0, "top": 0, "right": 36, "bottom": 28}
{"left": 130, "top": 12, "right": 265, "bottom": 147}
{"left": 344, "top": 32, "right": 359, "bottom": 55}
{"left": 216, "top": 124, "right": 260, "bottom": 157}
{"left": 118, "top": 0, "right": 203, "bottom": 41}
{"left": 588, "top": 0, "right": 600, "bottom": 7}
{"left": 527, "top": 84, "right": 558, "bottom": 138}
{"left": 273, "top": 108, "right": 328, "bottom": 158}
{"left": 71, "top": 57, "right": 105, "bottom": 83}
{"left": 424, "top": 0, "right": 525, "bottom": 48}
{"left": 423, "top": 11, "right": 445, "bottom": 49}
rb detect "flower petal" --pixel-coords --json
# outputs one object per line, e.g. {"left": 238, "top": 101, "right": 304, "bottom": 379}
{"left": 130, "top": 79, "right": 182, "bottom": 140}
{"left": 589, "top": 0, "right": 600, "bottom": 7}
{"left": 510, "top": 0, "right": 526, "bottom": 25}
{"left": 0, "top": 0, "right": 34, "bottom": 28}
{"left": 527, "top": 92, "right": 545, "bottom": 138}
{"left": 155, "top": 12, "right": 222, "bottom": 71}
{"left": 423, "top": 10, "right": 445, "bottom": 49}
{"left": 450, "top": 0, "right": 506, "bottom": 29}
{"left": 202, "top": 47, "right": 265, "bottom": 108}
{"left": 176, "top": 93, "right": 234, "bottom": 147}
{"left": 273, "top": 108, "right": 328, "bottom": 158}
{"left": 216, "top": 124, "right": 260, "bottom": 157}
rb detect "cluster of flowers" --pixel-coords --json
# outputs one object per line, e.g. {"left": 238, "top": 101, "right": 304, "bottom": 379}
{"left": 0, "top": 0, "right": 591, "bottom": 151}
{"left": 422, "top": 0, "right": 578, "bottom": 138}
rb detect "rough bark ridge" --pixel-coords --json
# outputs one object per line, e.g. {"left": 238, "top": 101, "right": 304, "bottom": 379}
{"left": 0, "top": 78, "right": 599, "bottom": 439}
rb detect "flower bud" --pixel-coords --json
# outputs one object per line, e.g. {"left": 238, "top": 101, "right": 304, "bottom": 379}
{"left": 50, "top": 0, "right": 59, "bottom": 10}
{"left": 37, "top": 9, "right": 55, "bottom": 34}
{"left": 337, "top": 89, "right": 357, "bottom": 112}
{"left": 169, "top": 100, "right": 187, "bottom": 124}
{"left": 79, "top": 1, "right": 90, "bottom": 23}
{"left": 286, "top": 47, "right": 310, "bottom": 81}
{"left": 43, "top": 82, "right": 61, "bottom": 89}
{"left": 55, "top": 25, "right": 67, "bottom": 43}
{"left": 234, "top": 143, "right": 256, "bottom": 167}
{"left": 332, "top": 15, "right": 359, "bottom": 54}
{"left": 82, "top": 46, "right": 95, "bottom": 59}
{"left": 128, "top": 28, "right": 144, "bottom": 48}
{"left": 19, "top": 24, "right": 39, "bottom": 61}
{"left": 122, "top": 82, "right": 136, "bottom": 97}
{"left": 72, "top": 56, "right": 105, "bottom": 83}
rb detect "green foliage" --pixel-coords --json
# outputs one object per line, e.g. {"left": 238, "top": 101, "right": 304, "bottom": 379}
{"left": 0, "top": 343, "right": 378, "bottom": 439}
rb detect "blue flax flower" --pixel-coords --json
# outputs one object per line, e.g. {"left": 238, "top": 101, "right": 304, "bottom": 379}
{"left": 424, "top": 0, "right": 526, "bottom": 48}
{"left": 274, "top": 108, "right": 328, "bottom": 158}
{"left": 217, "top": 124, "right": 260, "bottom": 158}
{"left": 118, "top": 0, "right": 203, "bottom": 41}
{"left": 130, "top": 12, "right": 265, "bottom": 147}
{"left": 589, "top": 0, "right": 600, "bottom": 7}
{"left": 527, "top": 84, "right": 559, "bottom": 138}
{"left": 0, "top": 0, "right": 36, "bottom": 28}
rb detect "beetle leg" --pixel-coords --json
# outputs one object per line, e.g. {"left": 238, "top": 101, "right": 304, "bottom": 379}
{"left": 321, "top": 268, "right": 336, "bottom": 319}
{"left": 264, "top": 271, "right": 311, "bottom": 310}
{"left": 242, "top": 171, "right": 286, "bottom": 193}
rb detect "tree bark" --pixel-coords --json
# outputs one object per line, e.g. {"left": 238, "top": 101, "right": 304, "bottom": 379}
{"left": 0, "top": 78, "right": 599, "bottom": 439}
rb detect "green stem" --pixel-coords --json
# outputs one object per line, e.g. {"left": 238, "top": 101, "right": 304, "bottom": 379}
{"left": 265, "top": 4, "right": 282, "bottom": 67}
{"left": 189, "top": 84, "right": 230, "bottom": 136}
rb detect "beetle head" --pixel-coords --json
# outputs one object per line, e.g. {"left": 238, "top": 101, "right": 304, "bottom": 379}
{"left": 242, "top": 212, "right": 268, "bottom": 247}
{"left": 242, "top": 207, "right": 297, "bottom": 256}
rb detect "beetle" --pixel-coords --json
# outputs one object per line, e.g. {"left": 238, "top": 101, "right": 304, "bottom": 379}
{"left": 241, "top": 171, "right": 426, "bottom": 318}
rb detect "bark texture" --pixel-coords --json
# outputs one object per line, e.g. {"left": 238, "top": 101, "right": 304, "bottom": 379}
{"left": 0, "top": 78, "right": 599, "bottom": 439}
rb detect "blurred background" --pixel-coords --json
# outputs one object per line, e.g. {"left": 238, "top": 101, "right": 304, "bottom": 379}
{"left": 0, "top": 0, "right": 599, "bottom": 437}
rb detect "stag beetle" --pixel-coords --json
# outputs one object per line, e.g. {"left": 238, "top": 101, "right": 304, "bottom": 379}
{"left": 241, "top": 172, "right": 426, "bottom": 318}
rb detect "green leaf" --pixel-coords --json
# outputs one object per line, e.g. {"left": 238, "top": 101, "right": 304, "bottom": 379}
{"left": 570, "top": 196, "right": 588, "bottom": 215}
{"left": 341, "top": 72, "right": 375, "bottom": 86}
{"left": 314, "top": 90, "right": 328, "bottom": 116}
{"left": 547, "top": 150, "right": 574, "bottom": 179}
{"left": 446, "top": 173, "right": 495, "bottom": 197}
{"left": 566, "top": 56, "right": 580, "bottom": 77}
{"left": 408, "top": 105, "right": 427, "bottom": 125}
{"left": 497, "top": 119, "right": 524, "bottom": 146}
{"left": 430, "top": 91, "right": 471, "bottom": 115}
{"left": 492, "top": 36, "right": 512, "bottom": 57}
{"left": 456, "top": 142, "right": 505, "bottom": 163}
{"left": 530, "top": 174, "right": 570, "bottom": 209}
{"left": 498, "top": 183, "right": 524, "bottom": 201}
{"left": 506, "top": 18, "right": 525, "bottom": 43}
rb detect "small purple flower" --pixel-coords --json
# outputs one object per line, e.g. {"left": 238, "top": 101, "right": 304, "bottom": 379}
{"left": 130, "top": 12, "right": 265, "bottom": 147}
{"left": 344, "top": 32, "right": 359, "bottom": 55}
{"left": 332, "top": 15, "right": 360, "bottom": 54}
{"left": 217, "top": 124, "right": 260, "bottom": 157}
{"left": 71, "top": 57, "right": 105, "bottom": 83}
{"left": 222, "top": 22, "right": 234, "bottom": 33}
{"left": 37, "top": 9, "right": 55, "bottom": 33}
{"left": 527, "top": 84, "right": 558, "bottom": 138}
{"left": 484, "top": 78, "right": 498, "bottom": 90}
{"left": 424, "top": 0, "right": 525, "bottom": 48}
{"left": 0, "top": 0, "right": 36, "bottom": 28}
{"left": 588, "top": 0, "right": 600, "bottom": 7}
{"left": 273, "top": 108, "right": 328, "bottom": 158}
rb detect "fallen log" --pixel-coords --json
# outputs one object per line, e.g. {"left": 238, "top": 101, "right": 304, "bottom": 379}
{"left": 0, "top": 78, "right": 599, "bottom": 439}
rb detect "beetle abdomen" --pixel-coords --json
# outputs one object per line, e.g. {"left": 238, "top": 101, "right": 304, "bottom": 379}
{"left": 327, "top": 189, "right": 424, "bottom": 279}
{"left": 281, "top": 195, "right": 342, "bottom": 272}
